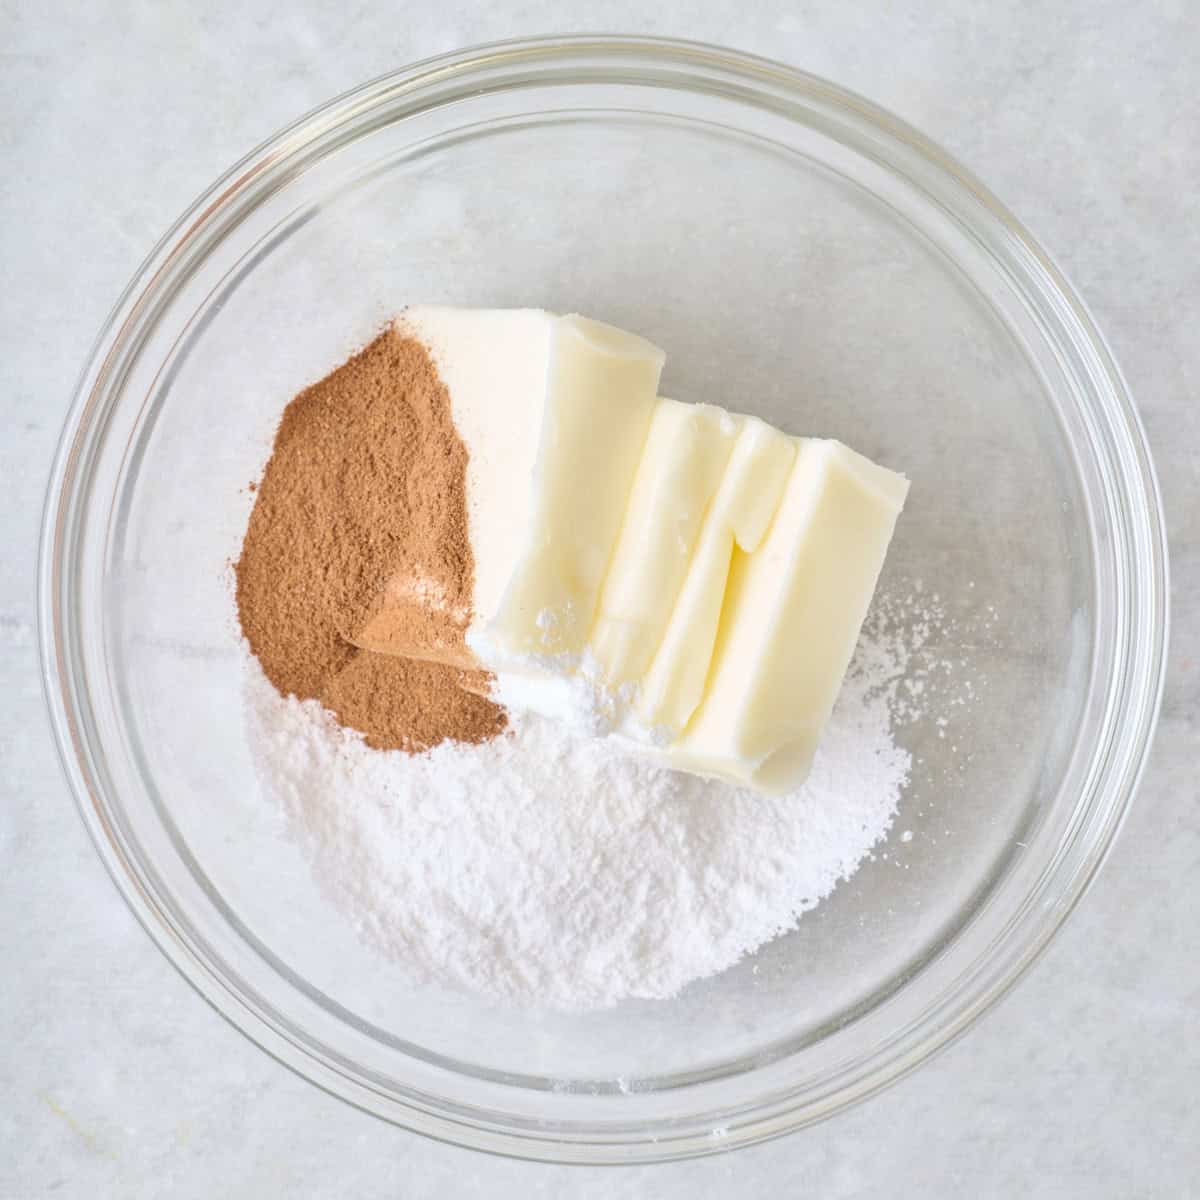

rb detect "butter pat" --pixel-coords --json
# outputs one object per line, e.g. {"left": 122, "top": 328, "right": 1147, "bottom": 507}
{"left": 673, "top": 440, "right": 909, "bottom": 791}
{"left": 482, "top": 316, "right": 665, "bottom": 664}
{"left": 636, "top": 416, "right": 796, "bottom": 734}
{"left": 590, "top": 399, "right": 739, "bottom": 689}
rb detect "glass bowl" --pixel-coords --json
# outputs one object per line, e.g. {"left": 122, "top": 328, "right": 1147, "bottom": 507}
{"left": 40, "top": 36, "right": 1167, "bottom": 1162}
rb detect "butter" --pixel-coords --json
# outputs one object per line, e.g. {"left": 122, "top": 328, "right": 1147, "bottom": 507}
{"left": 635, "top": 416, "right": 796, "bottom": 734}
{"left": 590, "top": 399, "right": 739, "bottom": 690}
{"left": 377, "top": 307, "right": 908, "bottom": 793}
{"left": 672, "top": 440, "right": 909, "bottom": 791}
{"left": 483, "top": 315, "right": 665, "bottom": 663}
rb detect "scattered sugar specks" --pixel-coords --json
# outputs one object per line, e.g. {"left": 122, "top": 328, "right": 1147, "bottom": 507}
{"left": 244, "top": 583, "right": 989, "bottom": 1009}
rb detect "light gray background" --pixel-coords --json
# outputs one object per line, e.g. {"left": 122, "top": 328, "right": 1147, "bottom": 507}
{"left": 2, "top": 2, "right": 1196, "bottom": 1196}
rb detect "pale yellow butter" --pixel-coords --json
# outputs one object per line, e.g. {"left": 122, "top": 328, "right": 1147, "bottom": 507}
{"left": 671, "top": 439, "right": 909, "bottom": 792}
{"left": 391, "top": 307, "right": 908, "bottom": 794}
{"left": 485, "top": 315, "right": 665, "bottom": 662}
{"left": 636, "top": 416, "right": 796, "bottom": 734}
{"left": 590, "top": 399, "right": 739, "bottom": 688}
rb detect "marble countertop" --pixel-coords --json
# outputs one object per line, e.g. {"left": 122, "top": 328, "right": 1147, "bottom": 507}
{"left": 3, "top": 3, "right": 1196, "bottom": 1196}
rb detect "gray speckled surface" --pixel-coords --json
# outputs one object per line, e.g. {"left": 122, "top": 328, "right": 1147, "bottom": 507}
{"left": 2, "top": 3, "right": 1196, "bottom": 1196}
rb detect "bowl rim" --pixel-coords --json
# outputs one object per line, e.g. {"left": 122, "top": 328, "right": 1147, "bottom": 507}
{"left": 39, "top": 33, "right": 1169, "bottom": 1163}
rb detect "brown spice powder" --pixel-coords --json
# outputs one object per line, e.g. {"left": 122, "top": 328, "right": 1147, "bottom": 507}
{"left": 235, "top": 327, "right": 507, "bottom": 753}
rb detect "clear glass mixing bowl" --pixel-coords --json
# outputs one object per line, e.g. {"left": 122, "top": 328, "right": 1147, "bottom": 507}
{"left": 40, "top": 37, "right": 1167, "bottom": 1162}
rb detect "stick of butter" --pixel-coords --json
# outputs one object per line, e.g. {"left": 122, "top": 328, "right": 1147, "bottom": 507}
{"left": 590, "top": 399, "right": 740, "bottom": 690}
{"left": 485, "top": 315, "right": 665, "bottom": 664}
{"left": 635, "top": 415, "right": 796, "bottom": 736}
{"left": 365, "top": 308, "right": 908, "bottom": 794}
{"left": 668, "top": 439, "right": 909, "bottom": 792}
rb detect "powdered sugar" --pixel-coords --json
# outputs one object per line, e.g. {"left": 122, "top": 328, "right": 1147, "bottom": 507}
{"left": 245, "top": 619, "right": 919, "bottom": 1011}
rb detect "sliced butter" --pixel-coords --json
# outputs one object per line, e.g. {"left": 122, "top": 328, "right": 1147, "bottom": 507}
{"left": 482, "top": 315, "right": 665, "bottom": 663}
{"left": 362, "top": 307, "right": 909, "bottom": 795}
{"left": 636, "top": 417, "right": 796, "bottom": 734}
{"left": 590, "top": 399, "right": 738, "bottom": 687}
{"left": 670, "top": 439, "right": 910, "bottom": 793}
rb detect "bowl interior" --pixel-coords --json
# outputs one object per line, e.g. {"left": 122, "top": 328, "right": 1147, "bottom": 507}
{"left": 52, "top": 44, "right": 1147, "bottom": 1158}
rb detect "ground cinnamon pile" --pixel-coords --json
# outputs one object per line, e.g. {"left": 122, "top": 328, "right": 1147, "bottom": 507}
{"left": 235, "top": 327, "right": 506, "bottom": 752}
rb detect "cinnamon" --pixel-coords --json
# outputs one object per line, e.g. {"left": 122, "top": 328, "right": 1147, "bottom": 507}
{"left": 235, "top": 327, "right": 506, "bottom": 752}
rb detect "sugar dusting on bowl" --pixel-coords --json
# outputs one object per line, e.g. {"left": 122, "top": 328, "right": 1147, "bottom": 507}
{"left": 242, "top": 587, "right": 965, "bottom": 1012}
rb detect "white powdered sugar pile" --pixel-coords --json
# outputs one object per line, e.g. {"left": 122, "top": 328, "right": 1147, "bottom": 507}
{"left": 244, "top": 615, "right": 920, "bottom": 1012}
